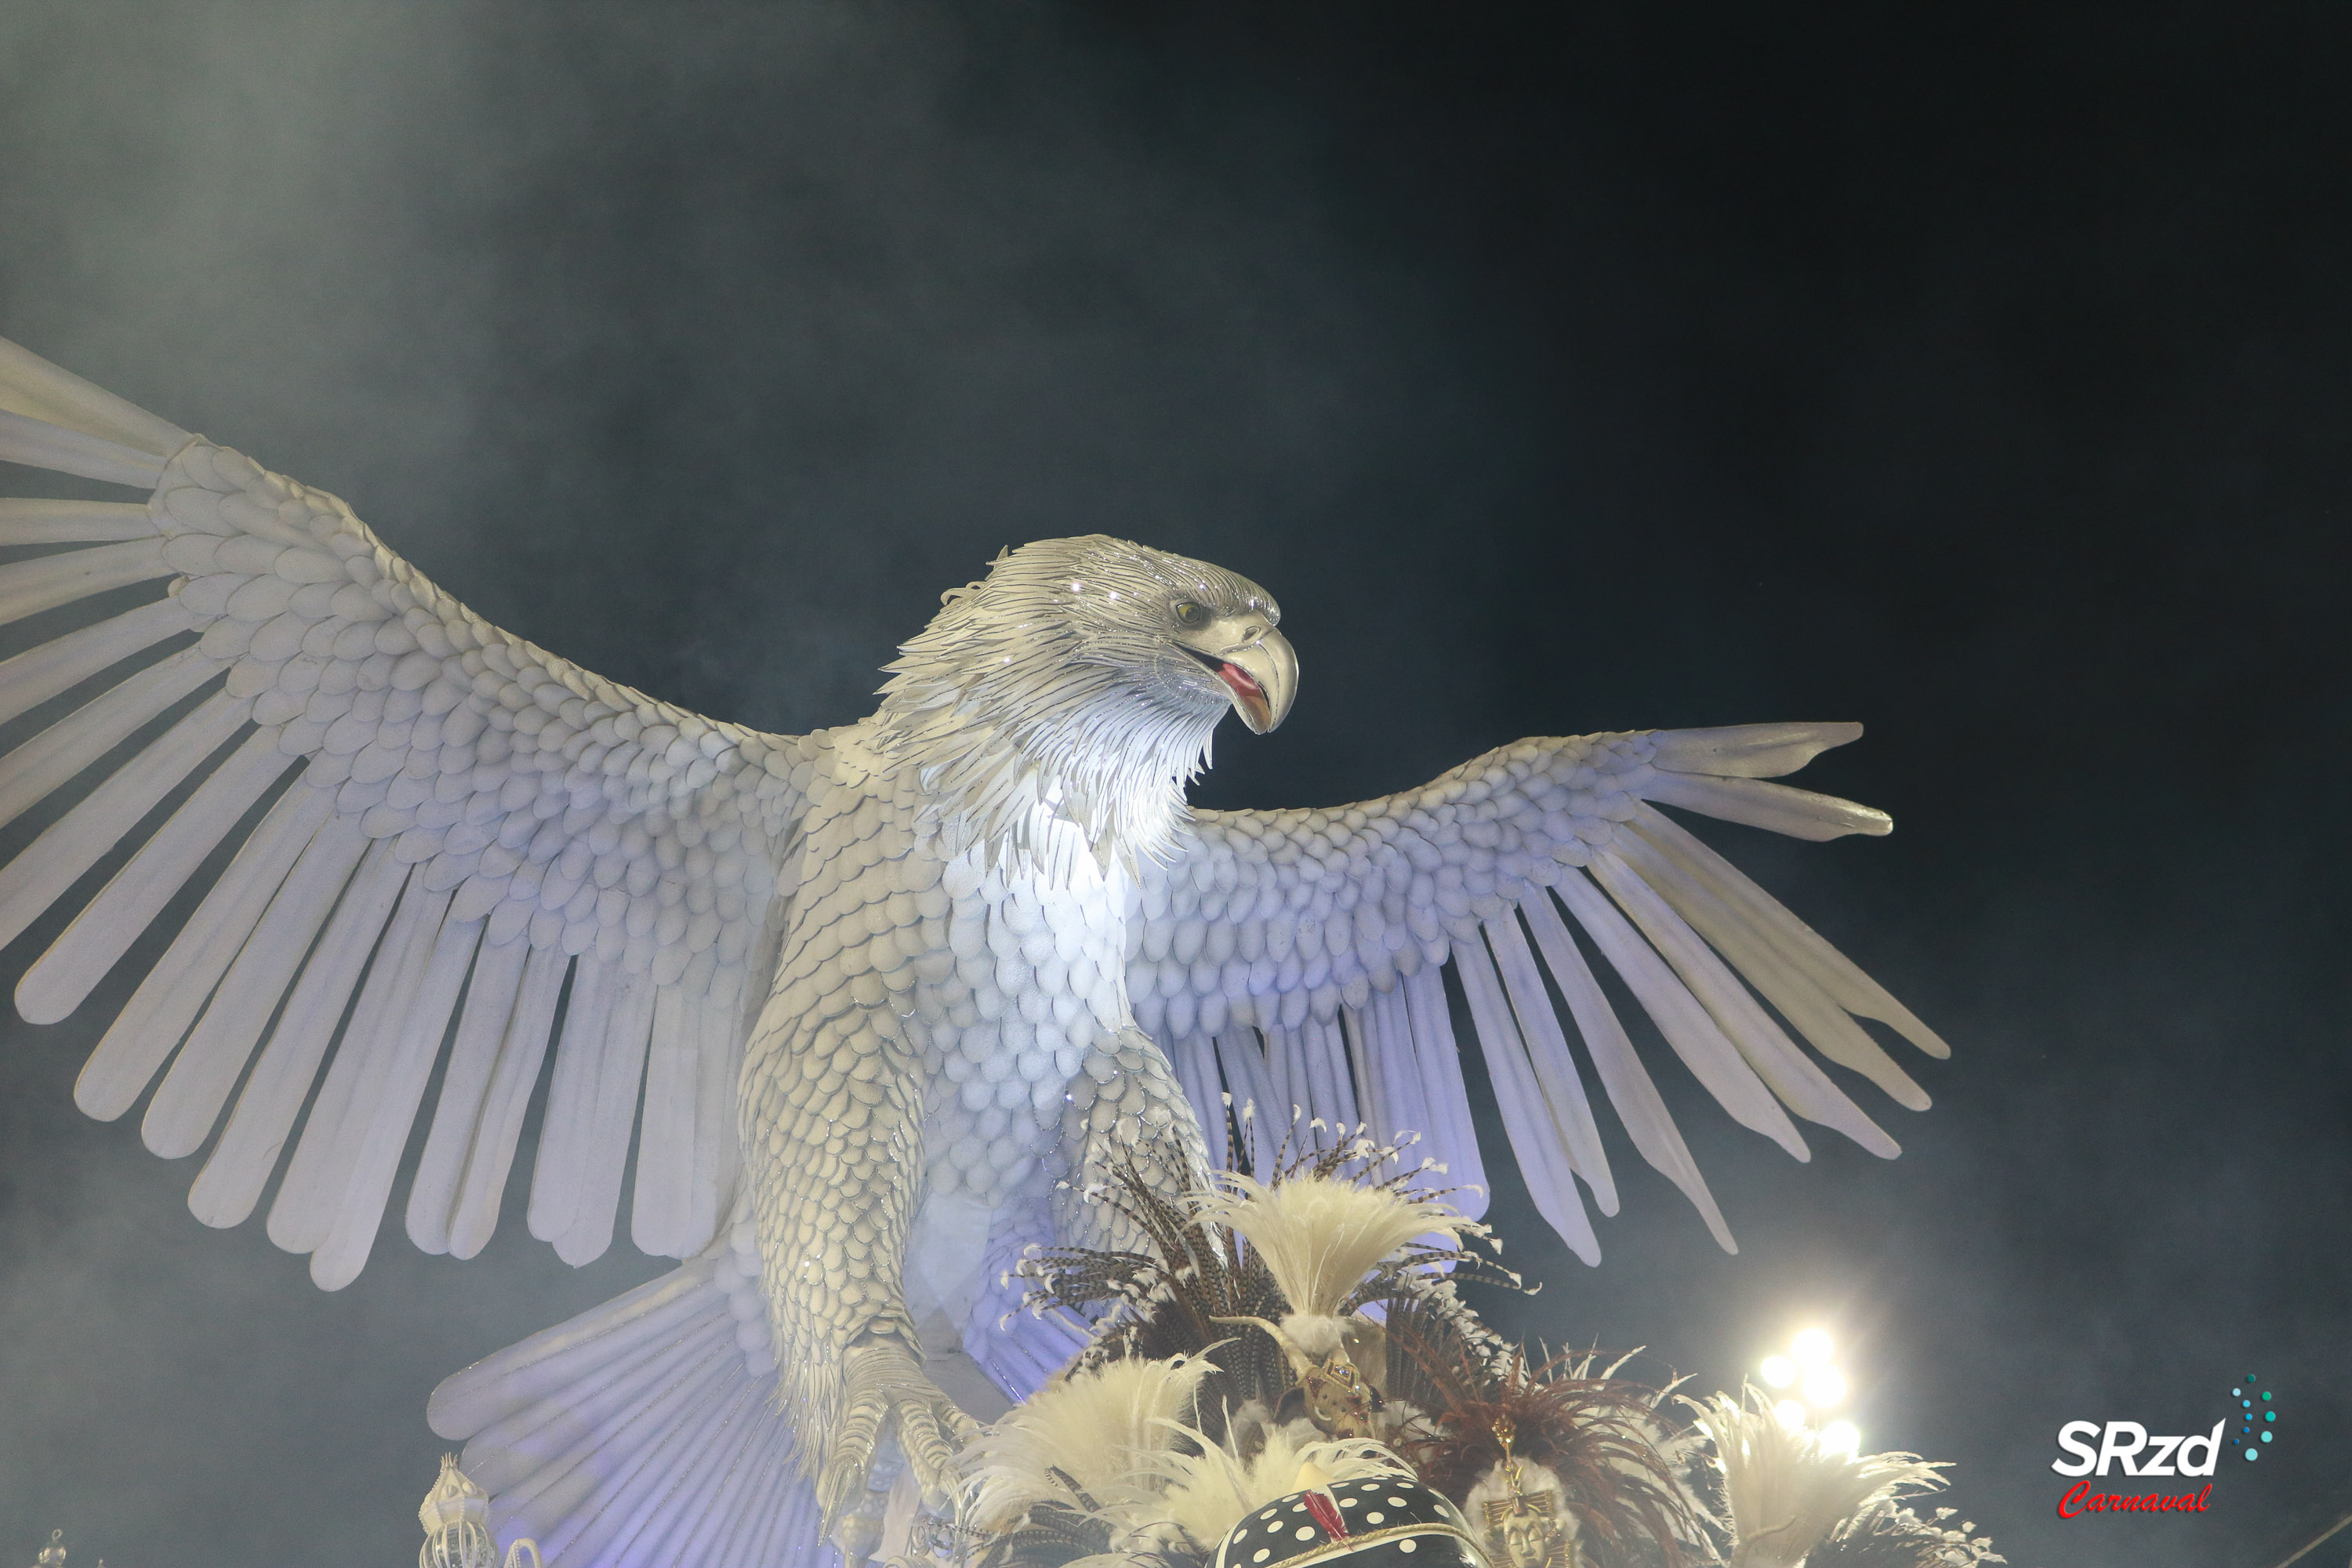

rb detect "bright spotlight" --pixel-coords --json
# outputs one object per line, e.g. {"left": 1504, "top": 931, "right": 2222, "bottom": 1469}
{"left": 1801, "top": 1368, "right": 1847, "bottom": 1409}
{"left": 1773, "top": 1399, "right": 1808, "bottom": 1428}
{"left": 1820, "top": 1421, "right": 1860, "bottom": 1457}
{"left": 1791, "top": 1328, "right": 1833, "bottom": 1367}
{"left": 1759, "top": 1356, "right": 1795, "bottom": 1389}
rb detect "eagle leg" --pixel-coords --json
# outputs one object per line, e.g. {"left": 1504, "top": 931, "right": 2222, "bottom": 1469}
{"left": 1052, "top": 1027, "right": 1212, "bottom": 1253}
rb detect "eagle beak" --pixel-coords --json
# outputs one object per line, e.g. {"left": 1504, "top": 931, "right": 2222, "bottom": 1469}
{"left": 1181, "top": 619, "right": 1298, "bottom": 735}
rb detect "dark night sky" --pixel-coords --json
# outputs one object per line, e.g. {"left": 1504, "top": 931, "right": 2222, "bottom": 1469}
{"left": 2, "top": 5, "right": 2348, "bottom": 1567}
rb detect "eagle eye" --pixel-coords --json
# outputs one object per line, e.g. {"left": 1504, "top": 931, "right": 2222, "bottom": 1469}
{"left": 1172, "top": 600, "right": 1211, "bottom": 630}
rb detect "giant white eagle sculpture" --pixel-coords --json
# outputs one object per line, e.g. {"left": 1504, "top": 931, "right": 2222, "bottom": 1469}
{"left": 0, "top": 336, "right": 1947, "bottom": 1566}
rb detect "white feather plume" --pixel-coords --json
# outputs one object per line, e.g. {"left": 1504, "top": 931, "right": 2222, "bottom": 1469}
{"left": 1193, "top": 1171, "right": 1475, "bottom": 1354}
{"left": 961, "top": 1354, "right": 1221, "bottom": 1530}
{"left": 1687, "top": 1392, "right": 1944, "bottom": 1568}
{"left": 1128, "top": 1423, "right": 1408, "bottom": 1553}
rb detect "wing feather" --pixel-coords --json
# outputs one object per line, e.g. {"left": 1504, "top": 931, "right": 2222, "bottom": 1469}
{"left": 1454, "top": 931, "right": 1598, "bottom": 1262}
{"left": 1299, "top": 1016, "right": 1359, "bottom": 1132}
{"left": 142, "top": 814, "right": 372, "bottom": 1159}
{"left": 1399, "top": 965, "right": 1486, "bottom": 1214}
{"left": 1588, "top": 852, "right": 1897, "bottom": 1157}
{"left": 1637, "top": 769, "right": 1892, "bottom": 840}
{"left": 1138, "top": 721, "right": 1940, "bottom": 1258}
{"left": 1518, "top": 891, "right": 1733, "bottom": 1250}
{"left": 269, "top": 877, "right": 452, "bottom": 1259}
{"left": 448, "top": 943, "right": 570, "bottom": 1259}
{"left": 1611, "top": 826, "right": 1930, "bottom": 1109}
{"left": 1481, "top": 911, "right": 1616, "bottom": 1211}
{"left": 73, "top": 776, "right": 331, "bottom": 1120}
{"left": 0, "top": 336, "right": 815, "bottom": 1281}
{"left": 555, "top": 967, "right": 659, "bottom": 1266}
{"left": 0, "top": 334, "right": 190, "bottom": 455}
{"left": 310, "top": 909, "right": 484, "bottom": 1289}
{"left": 1552, "top": 868, "right": 1808, "bottom": 1159}
{"left": 187, "top": 840, "right": 408, "bottom": 1227}
{"left": 0, "top": 497, "right": 156, "bottom": 546}
{"left": 0, "top": 597, "right": 187, "bottom": 728}
{"left": 1260, "top": 1025, "right": 1303, "bottom": 1125}
{"left": 529, "top": 960, "right": 615, "bottom": 1245}
{"left": 1169, "top": 1029, "right": 1231, "bottom": 1172}
{"left": 684, "top": 967, "right": 748, "bottom": 1254}
{"left": 19, "top": 724, "right": 296, "bottom": 1022}
{"left": 0, "top": 538, "right": 172, "bottom": 626}
{"left": 408, "top": 931, "right": 532, "bottom": 1254}
{"left": 633, "top": 986, "right": 706, "bottom": 1258}
{"left": 1213, "top": 1025, "right": 1283, "bottom": 1173}
{"left": 1631, "top": 805, "right": 1948, "bottom": 1057}
{"left": 1339, "top": 1006, "right": 1386, "bottom": 1144}
{"left": 0, "top": 648, "right": 217, "bottom": 837}
{"left": 0, "top": 408, "right": 168, "bottom": 488}
{"left": 0, "top": 686, "right": 249, "bottom": 950}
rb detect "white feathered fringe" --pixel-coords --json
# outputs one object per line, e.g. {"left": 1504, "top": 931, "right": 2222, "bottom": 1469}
{"left": 962, "top": 1355, "right": 1221, "bottom": 1531}
{"left": 1687, "top": 1392, "right": 1944, "bottom": 1568}
{"left": 1192, "top": 1170, "right": 1474, "bottom": 1356}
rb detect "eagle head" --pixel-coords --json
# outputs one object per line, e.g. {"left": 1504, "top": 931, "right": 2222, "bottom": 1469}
{"left": 875, "top": 535, "right": 1298, "bottom": 865}
{"left": 1036, "top": 535, "right": 1298, "bottom": 737}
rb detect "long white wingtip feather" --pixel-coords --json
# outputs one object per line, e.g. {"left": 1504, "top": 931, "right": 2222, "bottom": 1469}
{"left": 1635, "top": 806, "right": 1951, "bottom": 1059}
{"left": 0, "top": 409, "right": 169, "bottom": 489}
{"left": 0, "top": 334, "right": 189, "bottom": 456}
{"left": 0, "top": 499, "right": 159, "bottom": 545}
{"left": 1649, "top": 720, "right": 1864, "bottom": 779}
{"left": 1640, "top": 770, "right": 1893, "bottom": 840}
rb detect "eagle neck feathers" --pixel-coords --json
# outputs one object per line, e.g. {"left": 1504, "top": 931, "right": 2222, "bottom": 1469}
{"left": 869, "top": 541, "right": 1222, "bottom": 882}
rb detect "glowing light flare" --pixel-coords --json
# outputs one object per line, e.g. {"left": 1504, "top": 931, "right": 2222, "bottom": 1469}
{"left": 1791, "top": 1328, "right": 1834, "bottom": 1367}
{"left": 1759, "top": 1356, "right": 1795, "bottom": 1389}
{"left": 1773, "top": 1399, "right": 1808, "bottom": 1428}
{"left": 1801, "top": 1368, "right": 1847, "bottom": 1409}
{"left": 1820, "top": 1421, "right": 1861, "bottom": 1457}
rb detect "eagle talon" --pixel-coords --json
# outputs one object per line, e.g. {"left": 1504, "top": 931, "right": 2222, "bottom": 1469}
{"left": 818, "top": 1337, "right": 978, "bottom": 1538}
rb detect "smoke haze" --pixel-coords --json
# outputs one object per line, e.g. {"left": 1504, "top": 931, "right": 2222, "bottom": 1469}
{"left": 2, "top": 6, "right": 2347, "bottom": 1566}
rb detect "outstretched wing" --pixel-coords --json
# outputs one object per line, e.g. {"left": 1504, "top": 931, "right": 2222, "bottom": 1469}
{"left": 0, "top": 335, "right": 816, "bottom": 1286}
{"left": 1129, "top": 722, "right": 1945, "bottom": 1261}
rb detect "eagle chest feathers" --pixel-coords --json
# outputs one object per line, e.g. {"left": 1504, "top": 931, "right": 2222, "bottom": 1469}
{"left": 739, "top": 726, "right": 1146, "bottom": 1362}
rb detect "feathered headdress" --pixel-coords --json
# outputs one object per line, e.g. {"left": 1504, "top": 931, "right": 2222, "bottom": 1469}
{"left": 1389, "top": 1335, "right": 1704, "bottom": 1568}
{"left": 1018, "top": 1135, "right": 1501, "bottom": 1448}
{"left": 1193, "top": 1167, "right": 1476, "bottom": 1363}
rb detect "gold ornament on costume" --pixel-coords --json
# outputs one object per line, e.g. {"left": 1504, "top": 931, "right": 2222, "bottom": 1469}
{"left": 1465, "top": 1419, "right": 1578, "bottom": 1568}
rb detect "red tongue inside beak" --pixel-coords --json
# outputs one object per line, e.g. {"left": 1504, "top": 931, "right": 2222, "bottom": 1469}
{"left": 1214, "top": 659, "right": 1272, "bottom": 730}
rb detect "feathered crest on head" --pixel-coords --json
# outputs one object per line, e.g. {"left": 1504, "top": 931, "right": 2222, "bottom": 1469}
{"left": 1686, "top": 1391, "right": 1947, "bottom": 1568}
